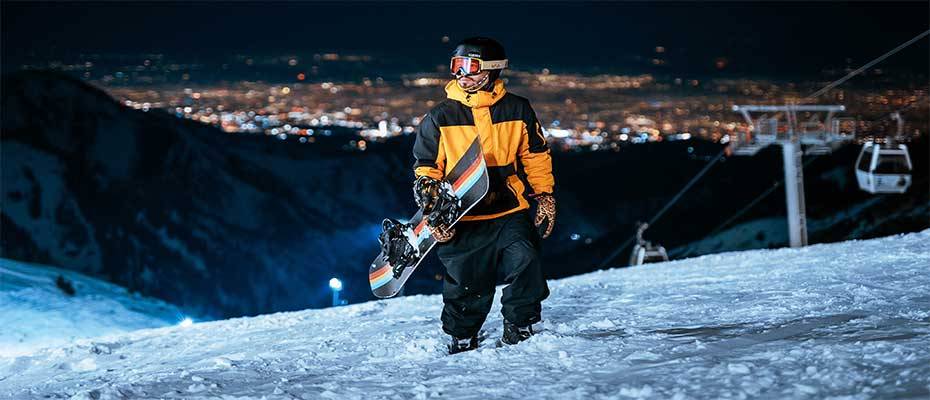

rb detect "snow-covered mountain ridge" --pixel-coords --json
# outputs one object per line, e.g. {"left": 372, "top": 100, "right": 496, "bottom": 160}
{"left": 2, "top": 230, "right": 928, "bottom": 399}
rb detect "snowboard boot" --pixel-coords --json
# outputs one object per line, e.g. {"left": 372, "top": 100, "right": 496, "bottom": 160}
{"left": 447, "top": 335, "right": 479, "bottom": 355}
{"left": 500, "top": 320, "right": 535, "bottom": 346}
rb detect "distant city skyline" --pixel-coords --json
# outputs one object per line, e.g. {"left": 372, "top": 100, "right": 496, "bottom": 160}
{"left": 3, "top": 2, "right": 928, "bottom": 77}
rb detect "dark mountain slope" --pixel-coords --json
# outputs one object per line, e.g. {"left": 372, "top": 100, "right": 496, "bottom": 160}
{"left": 2, "top": 71, "right": 414, "bottom": 317}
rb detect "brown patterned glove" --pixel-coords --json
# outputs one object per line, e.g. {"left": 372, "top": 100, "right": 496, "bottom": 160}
{"left": 533, "top": 193, "right": 556, "bottom": 239}
{"left": 431, "top": 224, "right": 455, "bottom": 243}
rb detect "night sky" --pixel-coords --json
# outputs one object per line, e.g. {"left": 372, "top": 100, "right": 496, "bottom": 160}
{"left": 3, "top": 2, "right": 928, "bottom": 76}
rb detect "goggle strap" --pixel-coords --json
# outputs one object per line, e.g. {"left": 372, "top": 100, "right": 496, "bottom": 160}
{"left": 479, "top": 59, "right": 508, "bottom": 70}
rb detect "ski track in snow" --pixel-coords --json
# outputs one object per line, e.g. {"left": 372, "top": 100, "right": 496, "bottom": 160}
{"left": 2, "top": 231, "right": 929, "bottom": 399}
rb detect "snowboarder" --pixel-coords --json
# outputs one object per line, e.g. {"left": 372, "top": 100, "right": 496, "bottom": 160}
{"left": 412, "top": 37, "right": 556, "bottom": 354}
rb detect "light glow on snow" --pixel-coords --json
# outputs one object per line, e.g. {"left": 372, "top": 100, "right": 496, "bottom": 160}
{"left": 178, "top": 318, "right": 194, "bottom": 328}
{"left": 0, "top": 258, "right": 183, "bottom": 358}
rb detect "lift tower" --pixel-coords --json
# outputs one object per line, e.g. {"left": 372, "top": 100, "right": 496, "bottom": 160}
{"left": 730, "top": 104, "right": 848, "bottom": 248}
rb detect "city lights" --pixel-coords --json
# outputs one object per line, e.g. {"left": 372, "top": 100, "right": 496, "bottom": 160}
{"left": 25, "top": 52, "right": 923, "bottom": 152}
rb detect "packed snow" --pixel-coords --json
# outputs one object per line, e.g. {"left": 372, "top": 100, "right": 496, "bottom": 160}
{"left": 0, "top": 258, "right": 184, "bottom": 358}
{"left": 2, "top": 230, "right": 929, "bottom": 399}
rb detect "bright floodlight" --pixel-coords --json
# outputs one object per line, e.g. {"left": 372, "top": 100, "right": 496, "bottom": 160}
{"left": 179, "top": 317, "right": 194, "bottom": 328}
{"left": 329, "top": 278, "right": 343, "bottom": 291}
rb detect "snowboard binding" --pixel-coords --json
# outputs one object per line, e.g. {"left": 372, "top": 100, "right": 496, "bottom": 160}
{"left": 426, "top": 188, "right": 461, "bottom": 229}
{"left": 379, "top": 218, "right": 419, "bottom": 278}
{"left": 414, "top": 176, "right": 463, "bottom": 229}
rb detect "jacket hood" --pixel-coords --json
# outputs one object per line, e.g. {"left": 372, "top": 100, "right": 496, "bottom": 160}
{"left": 445, "top": 79, "right": 507, "bottom": 108}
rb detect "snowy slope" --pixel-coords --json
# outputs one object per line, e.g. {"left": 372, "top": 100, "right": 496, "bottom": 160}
{"left": 2, "top": 231, "right": 929, "bottom": 399}
{"left": 0, "top": 258, "right": 185, "bottom": 358}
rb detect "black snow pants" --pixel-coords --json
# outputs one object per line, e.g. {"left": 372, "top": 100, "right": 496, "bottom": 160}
{"left": 435, "top": 210, "right": 550, "bottom": 338}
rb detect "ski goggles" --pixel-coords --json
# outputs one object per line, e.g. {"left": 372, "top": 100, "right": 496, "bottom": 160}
{"left": 450, "top": 56, "right": 508, "bottom": 77}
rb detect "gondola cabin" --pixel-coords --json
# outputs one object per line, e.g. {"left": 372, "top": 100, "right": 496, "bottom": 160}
{"left": 855, "top": 141, "right": 912, "bottom": 194}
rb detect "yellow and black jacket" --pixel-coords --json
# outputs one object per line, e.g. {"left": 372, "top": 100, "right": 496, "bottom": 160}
{"left": 413, "top": 80, "right": 554, "bottom": 222}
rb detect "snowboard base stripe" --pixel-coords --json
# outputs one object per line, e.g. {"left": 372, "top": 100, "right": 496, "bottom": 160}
{"left": 369, "top": 264, "right": 393, "bottom": 289}
{"left": 453, "top": 155, "right": 484, "bottom": 192}
{"left": 413, "top": 220, "right": 428, "bottom": 235}
{"left": 455, "top": 160, "right": 484, "bottom": 199}
{"left": 412, "top": 220, "right": 431, "bottom": 245}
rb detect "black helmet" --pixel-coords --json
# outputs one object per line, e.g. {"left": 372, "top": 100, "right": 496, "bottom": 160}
{"left": 451, "top": 37, "right": 508, "bottom": 92}
{"left": 452, "top": 37, "right": 506, "bottom": 61}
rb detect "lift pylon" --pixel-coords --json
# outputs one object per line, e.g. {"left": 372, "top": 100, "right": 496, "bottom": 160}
{"left": 730, "top": 104, "right": 848, "bottom": 248}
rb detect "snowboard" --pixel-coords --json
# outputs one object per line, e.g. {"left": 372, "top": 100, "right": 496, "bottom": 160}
{"left": 369, "top": 137, "right": 489, "bottom": 298}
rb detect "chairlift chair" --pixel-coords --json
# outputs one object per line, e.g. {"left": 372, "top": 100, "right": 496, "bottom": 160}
{"left": 803, "top": 145, "right": 834, "bottom": 156}
{"left": 755, "top": 117, "right": 779, "bottom": 145}
{"left": 798, "top": 113, "right": 853, "bottom": 155}
{"left": 628, "top": 223, "right": 669, "bottom": 266}
{"left": 729, "top": 116, "right": 779, "bottom": 156}
{"left": 731, "top": 141, "right": 767, "bottom": 156}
